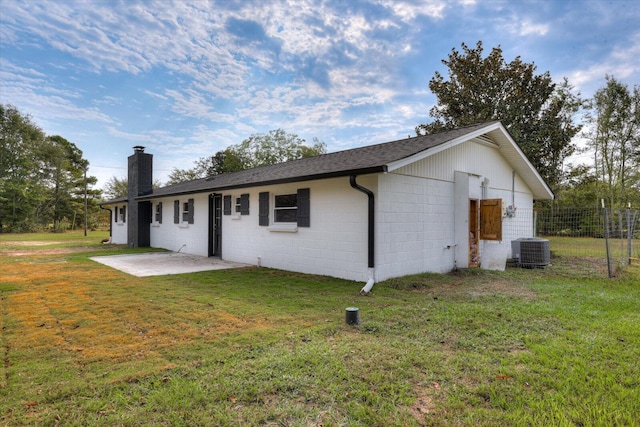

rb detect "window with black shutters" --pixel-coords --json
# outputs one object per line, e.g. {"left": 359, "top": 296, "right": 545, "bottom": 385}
{"left": 274, "top": 194, "right": 297, "bottom": 223}
{"left": 272, "top": 188, "right": 310, "bottom": 226}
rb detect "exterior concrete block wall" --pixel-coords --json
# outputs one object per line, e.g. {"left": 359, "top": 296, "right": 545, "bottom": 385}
{"left": 149, "top": 193, "right": 210, "bottom": 255}
{"left": 376, "top": 173, "right": 455, "bottom": 281}
{"left": 145, "top": 176, "right": 373, "bottom": 282}
{"left": 111, "top": 204, "right": 127, "bottom": 244}
{"left": 391, "top": 138, "right": 536, "bottom": 273}
{"left": 220, "top": 177, "right": 372, "bottom": 282}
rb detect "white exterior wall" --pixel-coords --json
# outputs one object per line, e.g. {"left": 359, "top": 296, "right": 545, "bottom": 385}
{"left": 149, "top": 194, "right": 210, "bottom": 255}
{"left": 375, "top": 173, "right": 455, "bottom": 281}
{"left": 109, "top": 204, "right": 128, "bottom": 244}
{"left": 387, "top": 138, "right": 536, "bottom": 275}
{"left": 145, "top": 177, "right": 372, "bottom": 282}
{"left": 220, "top": 177, "right": 372, "bottom": 282}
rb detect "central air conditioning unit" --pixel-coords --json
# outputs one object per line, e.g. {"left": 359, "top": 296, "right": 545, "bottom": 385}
{"left": 511, "top": 238, "right": 550, "bottom": 267}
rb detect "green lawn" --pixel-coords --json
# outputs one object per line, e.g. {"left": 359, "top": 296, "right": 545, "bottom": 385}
{"left": 1, "top": 232, "right": 639, "bottom": 426}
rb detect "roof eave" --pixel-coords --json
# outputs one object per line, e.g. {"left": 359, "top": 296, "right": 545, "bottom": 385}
{"left": 135, "top": 165, "right": 387, "bottom": 201}
{"left": 486, "top": 124, "right": 554, "bottom": 200}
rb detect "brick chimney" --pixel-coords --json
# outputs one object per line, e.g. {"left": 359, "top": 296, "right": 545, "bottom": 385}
{"left": 127, "top": 146, "right": 153, "bottom": 247}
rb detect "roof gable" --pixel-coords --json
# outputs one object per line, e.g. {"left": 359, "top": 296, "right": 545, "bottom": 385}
{"left": 387, "top": 121, "right": 553, "bottom": 199}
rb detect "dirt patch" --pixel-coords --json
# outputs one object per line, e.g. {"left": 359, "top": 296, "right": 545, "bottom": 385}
{"left": 409, "top": 383, "right": 441, "bottom": 424}
{"left": 0, "top": 241, "right": 65, "bottom": 247}
{"left": 3, "top": 248, "right": 77, "bottom": 256}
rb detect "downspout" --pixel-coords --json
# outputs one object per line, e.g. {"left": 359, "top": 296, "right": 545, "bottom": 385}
{"left": 100, "top": 205, "right": 112, "bottom": 243}
{"left": 349, "top": 175, "right": 375, "bottom": 294}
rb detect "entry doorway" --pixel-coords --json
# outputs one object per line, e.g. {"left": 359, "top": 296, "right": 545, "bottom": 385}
{"left": 469, "top": 199, "right": 479, "bottom": 267}
{"left": 208, "top": 194, "right": 222, "bottom": 257}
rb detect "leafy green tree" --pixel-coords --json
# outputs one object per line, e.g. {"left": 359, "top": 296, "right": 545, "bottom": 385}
{"left": 555, "top": 164, "right": 601, "bottom": 208}
{"left": 166, "top": 129, "right": 327, "bottom": 185}
{"left": 229, "top": 129, "right": 326, "bottom": 170}
{"left": 1, "top": 104, "right": 46, "bottom": 231}
{"left": 39, "top": 135, "right": 91, "bottom": 231}
{"left": 103, "top": 176, "right": 130, "bottom": 199}
{"left": 1, "top": 104, "right": 99, "bottom": 232}
{"left": 585, "top": 76, "right": 640, "bottom": 209}
{"left": 102, "top": 176, "right": 162, "bottom": 199}
{"left": 417, "top": 41, "right": 583, "bottom": 193}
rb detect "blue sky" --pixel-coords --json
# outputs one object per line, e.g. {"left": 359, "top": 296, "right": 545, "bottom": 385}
{"left": 1, "top": 0, "right": 638, "bottom": 189}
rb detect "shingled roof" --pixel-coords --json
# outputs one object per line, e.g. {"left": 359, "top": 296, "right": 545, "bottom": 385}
{"left": 136, "top": 122, "right": 501, "bottom": 200}
{"left": 111, "top": 121, "right": 552, "bottom": 201}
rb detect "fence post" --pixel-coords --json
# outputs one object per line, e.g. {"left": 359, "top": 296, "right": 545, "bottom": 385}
{"left": 627, "top": 206, "right": 632, "bottom": 266}
{"left": 603, "top": 201, "right": 612, "bottom": 278}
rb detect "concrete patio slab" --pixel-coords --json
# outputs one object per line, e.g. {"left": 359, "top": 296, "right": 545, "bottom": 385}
{"left": 90, "top": 252, "right": 250, "bottom": 277}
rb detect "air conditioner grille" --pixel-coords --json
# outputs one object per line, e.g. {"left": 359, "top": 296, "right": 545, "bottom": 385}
{"left": 512, "top": 238, "right": 550, "bottom": 267}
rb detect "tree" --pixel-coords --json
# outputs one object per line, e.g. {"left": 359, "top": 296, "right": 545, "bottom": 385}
{"left": 585, "top": 76, "right": 640, "bottom": 209}
{"left": 103, "top": 176, "right": 129, "bottom": 199}
{"left": 555, "top": 164, "right": 601, "bottom": 208}
{"left": 1, "top": 104, "right": 46, "bottom": 231}
{"left": 0, "top": 104, "right": 99, "bottom": 232}
{"left": 417, "top": 41, "right": 583, "bottom": 193}
{"left": 228, "top": 129, "right": 327, "bottom": 170}
{"left": 39, "top": 135, "right": 91, "bottom": 231}
{"left": 166, "top": 129, "right": 327, "bottom": 185}
{"left": 102, "top": 176, "right": 163, "bottom": 199}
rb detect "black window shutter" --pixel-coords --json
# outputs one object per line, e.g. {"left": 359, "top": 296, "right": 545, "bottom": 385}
{"left": 259, "top": 192, "right": 269, "bottom": 226}
{"left": 123, "top": 206, "right": 126, "bottom": 223}
{"left": 223, "top": 195, "right": 232, "bottom": 215}
{"left": 114, "top": 208, "right": 117, "bottom": 222}
{"left": 297, "top": 188, "right": 310, "bottom": 227}
{"left": 158, "top": 202, "right": 163, "bottom": 224}
{"left": 240, "top": 193, "right": 250, "bottom": 215}
{"left": 187, "top": 198, "right": 195, "bottom": 224}
{"left": 174, "top": 200, "right": 180, "bottom": 223}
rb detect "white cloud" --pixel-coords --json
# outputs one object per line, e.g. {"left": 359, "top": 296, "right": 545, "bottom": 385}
{"left": 519, "top": 20, "right": 549, "bottom": 36}
{"left": 0, "top": 64, "right": 113, "bottom": 125}
{"left": 379, "top": 0, "right": 447, "bottom": 21}
{"left": 568, "top": 33, "right": 640, "bottom": 93}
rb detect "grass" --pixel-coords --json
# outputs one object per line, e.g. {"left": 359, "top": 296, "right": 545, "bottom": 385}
{"left": 1, "top": 232, "right": 639, "bottom": 426}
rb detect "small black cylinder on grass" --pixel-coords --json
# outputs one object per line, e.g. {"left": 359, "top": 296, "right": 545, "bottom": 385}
{"left": 345, "top": 307, "right": 360, "bottom": 325}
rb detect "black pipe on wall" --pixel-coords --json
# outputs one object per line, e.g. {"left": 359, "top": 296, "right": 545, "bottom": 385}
{"left": 349, "top": 175, "right": 374, "bottom": 269}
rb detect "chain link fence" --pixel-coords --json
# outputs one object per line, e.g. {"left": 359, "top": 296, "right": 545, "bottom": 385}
{"left": 531, "top": 207, "right": 640, "bottom": 277}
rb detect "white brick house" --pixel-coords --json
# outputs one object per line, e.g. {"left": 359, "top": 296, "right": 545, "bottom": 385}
{"left": 101, "top": 122, "right": 553, "bottom": 287}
